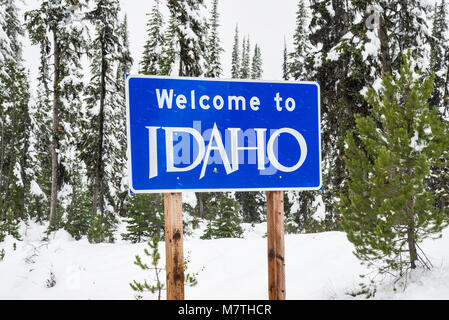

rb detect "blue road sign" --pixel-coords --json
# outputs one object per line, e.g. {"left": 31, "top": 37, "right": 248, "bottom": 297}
{"left": 126, "top": 76, "right": 321, "bottom": 193}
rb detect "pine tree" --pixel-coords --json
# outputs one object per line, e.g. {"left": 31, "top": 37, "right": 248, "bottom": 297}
{"left": 287, "top": 0, "right": 319, "bottom": 232}
{"left": 204, "top": 0, "right": 223, "bottom": 78}
{"left": 166, "top": 0, "right": 207, "bottom": 77}
{"left": 27, "top": 42, "right": 53, "bottom": 223}
{"left": 240, "top": 36, "right": 250, "bottom": 79}
{"left": 428, "top": 1, "right": 449, "bottom": 215}
{"left": 0, "top": 0, "right": 31, "bottom": 238}
{"left": 341, "top": 54, "right": 449, "bottom": 279}
{"left": 122, "top": 194, "right": 164, "bottom": 243}
{"left": 159, "top": 14, "right": 177, "bottom": 76}
{"left": 235, "top": 191, "right": 264, "bottom": 224}
{"left": 304, "top": 0, "right": 355, "bottom": 229}
{"left": 282, "top": 38, "right": 289, "bottom": 81}
{"left": 26, "top": 0, "right": 89, "bottom": 228}
{"left": 140, "top": 0, "right": 164, "bottom": 75}
{"left": 231, "top": 24, "right": 240, "bottom": 78}
{"left": 430, "top": 0, "right": 449, "bottom": 114}
{"left": 289, "top": 0, "right": 310, "bottom": 80}
{"left": 201, "top": 193, "right": 243, "bottom": 239}
{"left": 113, "top": 15, "right": 133, "bottom": 217}
{"left": 250, "top": 44, "right": 262, "bottom": 79}
{"left": 82, "top": 0, "right": 123, "bottom": 243}
{"left": 65, "top": 161, "right": 92, "bottom": 240}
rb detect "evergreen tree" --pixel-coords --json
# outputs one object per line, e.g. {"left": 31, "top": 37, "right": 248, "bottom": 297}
{"left": 159, "top": 14, "right": 177, "bottom": 76}
{"left": 204, "top": 0, "right": 223, "bottom": 78}
{"left": 122, "top": 194, "right": 164, "bottom": 243}
{"left": 428, "top": 1, "right": 449, "bottom": 215}
{"left": 140, "top": 0, "right": 164, "bottom": 75}
{"left": 27, "top": 42, "right": 53, "bottom": 223}
{"left": 289, "top": 0, "right": 310, "bottom": 80}
{"left": 341, "top": 54, "right": 449, "bottom": 279}
{"left": 430, "top": 0, "right": 448, "bottom": 111}
{"left": 82, "top": 0, "right": 123, "bottom": 243}
{"left": 114, "top": 15, "right": 133, "bottom": 217}
{"left": 201, "top": 193, "right": 243, "bottom": 239}
{"left": 235, "top": 191, "right": 264, "bottom": 224}
{"left": 166, "top": 0, "right": 207, "bottom": 77}
{"left": 250, "top": 44, "right": 262, "bottom": 79}
{"left": 65, "top": 162, "right": 92, "bottom": 240}
{"left": 282, "top": 38, "right": 289, "bottom": 80}
{"left": 231, "top": 24, "right": 240, "bottom": 78}
{"left": 240, "top": 36, "right": 250, "bottom": 79}
{"left": 287, "top": 0, "right": 318, "bottom": 231}
{"left": 0, "top": 0, "right": 31, "bottom": 238}
{"left": 26, "top": 0, "right": 89, "bottom": 228}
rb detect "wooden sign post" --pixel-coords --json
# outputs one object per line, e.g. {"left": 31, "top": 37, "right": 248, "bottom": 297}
{"left": 164, "top": 192, "right": 185, "bottom": 300}
{"left": 266, "top": 191, "right": 286, "bottom": 300}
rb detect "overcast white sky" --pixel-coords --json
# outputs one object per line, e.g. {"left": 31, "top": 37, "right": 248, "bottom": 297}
{"left": 121, "top": 0, "right": 298, "bottom": 80}
{"left": 21, "top": 0, "right": 298, "bottom": 88}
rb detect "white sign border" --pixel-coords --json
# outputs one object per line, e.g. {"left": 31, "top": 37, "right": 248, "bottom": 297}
{"left": 125, "top": 75, "right": 322, "bottom": 194}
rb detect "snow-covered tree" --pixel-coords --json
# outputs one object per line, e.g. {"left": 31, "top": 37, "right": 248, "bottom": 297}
{"left": 82, "top": 0, "right": 124, "bottom": 242}
{"left": 239, "top": 36, "right": 250, "bottom": 79}
{"left": 289, "top": 0, "right": 311, "bottom": 80}
{"left": 282, "top": 38, "right": 289, "bottom": 80}
{"left": 166, "top": 0, "right": 207, "bottom": 77}
{"left": 250, "top": 43, "right": 262, "bottom": 79}
{"left": 204, "top": 0, "right": 223, "bottom": 78}
{"left": 140, "top": 0, "right": 164, "bottom": 75}
{"left": 341, "top": 54, "right": 449, "bottom": 279}
{"left": 0, "top": 0, "right": 30, "bottom": 240}
{"left": 231, "top": 24, "right": 240, "bottom": 78}
{"left": 26, "top": 0, "right": 89, "bottom": 228}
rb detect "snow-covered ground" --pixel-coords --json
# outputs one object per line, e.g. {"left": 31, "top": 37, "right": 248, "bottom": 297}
{"left": 1, "top": 221, "right": 448, "bottom": 300}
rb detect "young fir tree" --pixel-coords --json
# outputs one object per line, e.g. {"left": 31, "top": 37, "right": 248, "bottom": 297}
{"left": 26, "top": 0, "right": 89, "bottom": 228}
{"left": 231, "top": 24, "right": 240, "bottom": 78}
{"left": 83, "top": 0, "right": 124, "bottom": 243}
{"left": 341, "top": 54, "right": 449, "bottom": 279}
{"left": 234, "top": 192, "right": 264, "bottom": 224}
{"left": 201, "top": 193, "right": 243, "bottom": 239}
{"left": 140, "top": 0, "right": 164, "bottom": 75}
{"left": 65, "top": 161, "right": 92, "bottom": 240}
{"left": 0, "top": 0, "right": 30, "bottom": 240}
{"left": 122, "top": 194, "right": 164, "bottom": 243}
{"left": 204, "top": 0, "right": 223, "bottom": 78}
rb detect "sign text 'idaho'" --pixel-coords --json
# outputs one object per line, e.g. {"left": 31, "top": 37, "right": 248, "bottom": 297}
{"left": 126, "top": 76, "right": 321, "bottom": 193}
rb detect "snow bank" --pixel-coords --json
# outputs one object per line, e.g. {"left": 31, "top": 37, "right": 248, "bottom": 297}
{"left": 1, "top": 221, "right": 449, "bottom": 300}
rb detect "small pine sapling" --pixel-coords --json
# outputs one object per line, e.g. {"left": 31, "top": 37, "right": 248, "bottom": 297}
{"left": 130, "top": 236, "right": 200, "bottom": 300}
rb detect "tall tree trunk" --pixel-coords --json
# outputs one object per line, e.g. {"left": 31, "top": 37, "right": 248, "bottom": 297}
{"left": 93, "top": 38, "right": 107, "bottom": 240}
{"left": 406, "top": 200, "right": 418, "bottom": 269}
{"left": 407, "top": 224, "right": 418, "bottom": 269}
{"left": 49, "top": 29, "right": 60, "bottom": 226}
{"left": 378, "top": 14, "right": 391, "bottom": 77}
